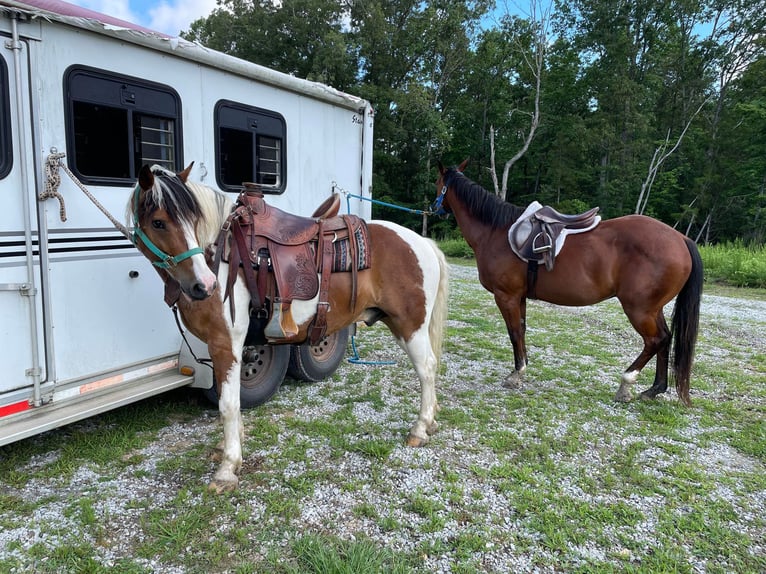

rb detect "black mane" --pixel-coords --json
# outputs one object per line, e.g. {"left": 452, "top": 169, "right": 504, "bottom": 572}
{"left": 445, "top": 169, "right": 526, "bottom": 229}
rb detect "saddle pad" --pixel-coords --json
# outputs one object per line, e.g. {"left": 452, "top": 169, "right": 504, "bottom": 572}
{"left": 508, "top": 201, "right": 600, "bottom": 262}
{"left": 308, "top": 220, "right": 372, "bottom": 273}
{"left": 333, "top": 221, "right": 371, "bottom": 272}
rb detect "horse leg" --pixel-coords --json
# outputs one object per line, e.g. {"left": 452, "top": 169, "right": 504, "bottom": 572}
{"left": 397, "top": 329, "right": 439, "bottom": 447}
{"left": 615, "top": 308, "right": 670, "bottom": 402}
{"left": 208, "top": 280, "right": 250, "bottom": 492}
{"left": 639, "top": 314, "right": 671, "bottom": 400}
{"left": 209, "top": 351, "right": 244, "bottom": 492}
{"left": 495, "top": 293, "right": 528, "bottom": 389}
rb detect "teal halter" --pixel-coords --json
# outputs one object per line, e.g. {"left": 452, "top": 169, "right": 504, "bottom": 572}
{"left": 131, "top": 183, "right": 204, "bottom": 269}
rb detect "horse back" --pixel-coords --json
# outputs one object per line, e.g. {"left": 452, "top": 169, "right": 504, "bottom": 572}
{"left": 535, "top": 215, "right": 694, "bottom": 305}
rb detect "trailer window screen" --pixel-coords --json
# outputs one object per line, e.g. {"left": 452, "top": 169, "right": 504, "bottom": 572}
{"left": 0, "top": 56, "right": 11, "bottom": 180}
{"left": 215, "top": 101, "right": 286, "bottom": 194}
{"left": 64, "top": 67, "right": 182, "bottom": 185}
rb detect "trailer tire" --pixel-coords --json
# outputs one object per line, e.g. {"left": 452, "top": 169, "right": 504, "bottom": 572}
{"left": 203, "top": 344, "right": 290, "bottom": 409}
{"left": 287, "top": 326, "right": 350, "bottom": 382}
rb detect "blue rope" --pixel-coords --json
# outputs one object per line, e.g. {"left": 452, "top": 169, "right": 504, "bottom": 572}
{"left": 335, "top": 183, "right": 421, "bottom": 366}
{"left": 342, "top": 190, "right": 431, "bottom": 216}
{"left": 347, "top": 334, "right": 396, "bottom": 365}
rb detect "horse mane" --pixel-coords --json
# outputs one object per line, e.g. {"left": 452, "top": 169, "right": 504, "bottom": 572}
{"left": 445, "top": 169, "right": 526, "bottom": 230}
{"left": 129, "top": 165, "right": 233, "bottom": 248}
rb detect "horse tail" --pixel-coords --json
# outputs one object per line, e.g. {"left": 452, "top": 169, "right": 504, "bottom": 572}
{"left": 671, "top": 237, "right": 703, "bottom": 406}
{"left": 426, "top": 239, "right": 449, "bottom": 367}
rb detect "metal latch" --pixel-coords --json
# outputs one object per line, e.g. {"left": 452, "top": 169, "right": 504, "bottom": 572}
{"left": 0, "top": 283, "right": 38, "bottom": 296}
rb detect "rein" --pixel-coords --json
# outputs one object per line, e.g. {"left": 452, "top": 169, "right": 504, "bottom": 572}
{"left": 131, "top": 183, "right": 204, "bottom": 269}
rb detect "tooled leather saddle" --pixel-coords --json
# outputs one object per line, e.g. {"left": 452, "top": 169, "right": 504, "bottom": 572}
{"left": 217, "top": 185, "right": 370, "bottom": 345}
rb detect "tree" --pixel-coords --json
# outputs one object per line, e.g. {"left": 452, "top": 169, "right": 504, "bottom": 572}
{"left": 183, "top": 0, "right": 358, "bottom": 90}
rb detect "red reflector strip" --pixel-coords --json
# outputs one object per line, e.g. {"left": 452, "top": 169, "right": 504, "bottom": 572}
{"left": 0, "top": 400, "right": 31, "bottom": 418}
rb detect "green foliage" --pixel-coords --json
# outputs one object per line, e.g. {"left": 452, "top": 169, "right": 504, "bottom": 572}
{"left": 699, "top": 241, "right": 766, "bottom": 288}
{"left": 180, "top": 0, "right": 766, "bottom": 244}
{"left": 438, "top": 237, "right": 474, "bottom": 258}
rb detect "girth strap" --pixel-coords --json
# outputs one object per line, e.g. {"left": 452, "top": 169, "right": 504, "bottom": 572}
{"left": 526, "top": 260, "right": 539, "bottom": 300}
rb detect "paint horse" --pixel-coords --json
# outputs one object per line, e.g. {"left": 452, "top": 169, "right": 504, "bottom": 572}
{"left": 434, "top": 160, "right": 702, "bottom": 406}
{"left": 130, "top": 164, "right": 449, "bottom": 491}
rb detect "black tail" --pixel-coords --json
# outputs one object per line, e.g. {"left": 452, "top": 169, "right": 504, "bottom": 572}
{"left": 671, "top": 237, "right": 703, "bottom": 406}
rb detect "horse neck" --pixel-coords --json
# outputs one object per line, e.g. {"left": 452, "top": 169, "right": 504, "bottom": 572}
{"left": 447, "top": 189, "right": 498, "bottom": 250}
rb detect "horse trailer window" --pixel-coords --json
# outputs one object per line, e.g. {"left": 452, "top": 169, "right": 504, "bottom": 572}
{"left": 215, "top": 101, "right": 286, "bottom": 194}
{"left": 0, "top": 56, "right": 11, "bottom": 179}
{"left": 64, "top": 67, "right": 182, "bottom": 185}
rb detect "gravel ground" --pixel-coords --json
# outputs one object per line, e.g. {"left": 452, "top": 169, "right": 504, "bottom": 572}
{"left": 1, "top": 263, "right": 765, "bottom": 573}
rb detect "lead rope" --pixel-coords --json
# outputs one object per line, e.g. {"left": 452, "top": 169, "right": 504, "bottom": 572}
{"left": 42, "top": 152, "right": 131, "bottom": 239}
{"left": 170, "top": 305, "right": 214, "bottom": 371}
{"left": 43, "top": 153, "right": 214, "bottom": 373}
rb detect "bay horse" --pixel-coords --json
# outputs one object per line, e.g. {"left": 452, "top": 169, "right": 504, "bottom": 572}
{"left": 129, "top": 163, "right": 449, "bottom": 492}
{"left": 434, "top": 160, "right": 702, "bottom": 406}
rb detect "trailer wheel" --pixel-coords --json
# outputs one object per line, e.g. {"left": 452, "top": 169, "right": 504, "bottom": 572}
{"left": 287, "top": 326, "right": 350, "bottom": 382}
{"left": 203, "top": 344, "right": 290, "bottom": 408}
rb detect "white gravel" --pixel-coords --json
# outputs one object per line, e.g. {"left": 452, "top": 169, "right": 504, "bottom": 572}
{"left": 1, "top": 263, "right": 764, "bottom": 573}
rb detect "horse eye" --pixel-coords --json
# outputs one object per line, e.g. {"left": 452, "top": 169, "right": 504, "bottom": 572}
{"left": 151, "top": 220, "right": 166, "bottom": 230}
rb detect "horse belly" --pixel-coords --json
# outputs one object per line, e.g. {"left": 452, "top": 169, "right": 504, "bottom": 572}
{"left": 534, "top": 235, "right": 617, "bottom": 305}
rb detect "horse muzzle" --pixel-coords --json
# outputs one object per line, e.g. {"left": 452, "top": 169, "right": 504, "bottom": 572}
{"left": 185, "top": 279, "right": 218, "bottom": 301}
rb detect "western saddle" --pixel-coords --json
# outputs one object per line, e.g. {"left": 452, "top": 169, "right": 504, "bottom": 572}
{"left": 216, "top": 185, "right": 369, "bottom": 345}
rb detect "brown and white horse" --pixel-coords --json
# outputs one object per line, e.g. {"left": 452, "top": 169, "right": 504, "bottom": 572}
{"left": 434, "top": 160, "right": 702, "bottom": 406}
{"left": 130, "top": 164, "right": 449, "bottom": 491}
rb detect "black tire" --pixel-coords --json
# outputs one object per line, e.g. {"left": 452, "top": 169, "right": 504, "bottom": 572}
{"left": 203, "top": 344, "right": 290, "bottom": 408}
{"left": 287, "top": 326, "right": 351, "bottom": 382}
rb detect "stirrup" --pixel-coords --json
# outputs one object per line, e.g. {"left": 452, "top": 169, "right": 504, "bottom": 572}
{"left": 264, "top": 300, "right": 299, "bottom": 339}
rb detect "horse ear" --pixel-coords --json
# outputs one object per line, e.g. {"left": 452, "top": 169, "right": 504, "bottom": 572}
{"left": 138, "top": 164, "right": 154, "bottom": 191}
{"left": 177, "top": 161, "right": 195, "bottom": 183}
{"left": 437, "top": 160, "right": 446, "bottom": 175}
{"left": 457, "top": 158, "right": 469, "bottom": 172}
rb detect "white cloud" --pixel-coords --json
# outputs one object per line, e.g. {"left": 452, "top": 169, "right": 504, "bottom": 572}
{"left": 147, "top": 0, "right": 219, "bottom": 37}
{"left": 69, "top": 0, "right": 138, "bottom": 25}
{"left": 67, "top": 0, "right": 218, "bottom": 36}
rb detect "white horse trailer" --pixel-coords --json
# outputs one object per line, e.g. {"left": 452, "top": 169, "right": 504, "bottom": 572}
{"left": 0, "top": 0, "right": 374, "bottom": 446}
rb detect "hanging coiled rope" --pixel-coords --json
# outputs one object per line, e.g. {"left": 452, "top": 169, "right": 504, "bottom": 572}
{"left": 43, "top": 152, "right": 131, "bottom": 239}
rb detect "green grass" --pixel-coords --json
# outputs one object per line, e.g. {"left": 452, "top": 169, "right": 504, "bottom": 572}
{"left": 0, "top": 261, "right": 764, "bottom": 573}
{"left": 699, "top": 240, "right": 766, "bottom": 288}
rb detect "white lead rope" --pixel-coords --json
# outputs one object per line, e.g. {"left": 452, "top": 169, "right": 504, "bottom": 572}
{"left": 42, "top": 152, "right": 131, "bottom": 239}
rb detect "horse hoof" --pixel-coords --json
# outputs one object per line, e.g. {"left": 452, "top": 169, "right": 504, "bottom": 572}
{"left": 406, "top": 433, "right": 429, "bottom": 447}
{"left": 502, "top": 376, "right": 521, "bottom": 389}
{"left": 613, "top": 390, "right": 632, "bottom": 403}
{"left": 208, "top": 476, "right": 239, "bottom": 493}
{"left": 426, "top": 421, "right": 439, "bottom": 436}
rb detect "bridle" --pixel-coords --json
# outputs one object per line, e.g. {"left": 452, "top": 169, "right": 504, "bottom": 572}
{"left": 130, "top": 182, "right": 204, "bottom": 269}
{"left": 431, "top": 173, "right": 454, "bottom": 217}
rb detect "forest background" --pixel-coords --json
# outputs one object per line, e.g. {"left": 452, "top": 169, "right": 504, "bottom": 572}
{"left": 183, "top": 0, "right": 766, "bottom": 247}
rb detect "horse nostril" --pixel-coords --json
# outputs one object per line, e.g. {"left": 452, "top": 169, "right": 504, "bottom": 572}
{"left": 191, "top": 282, "right": 209, "bottom": 300}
